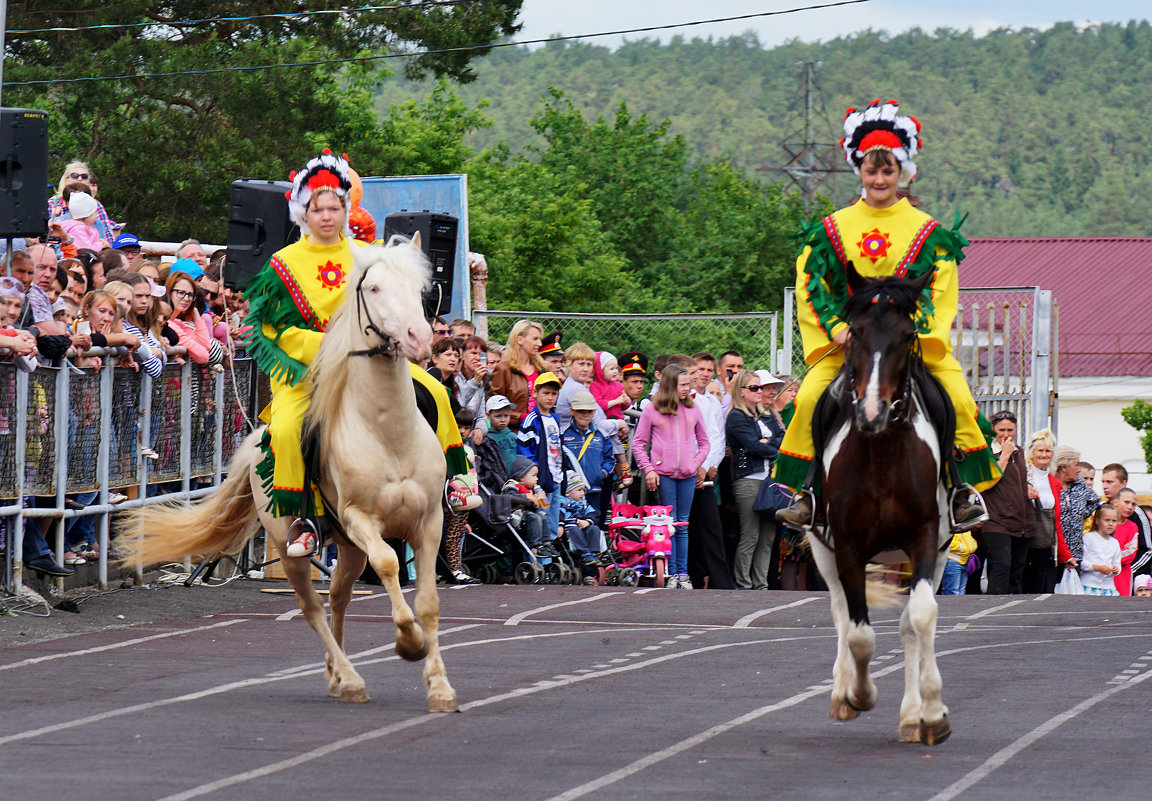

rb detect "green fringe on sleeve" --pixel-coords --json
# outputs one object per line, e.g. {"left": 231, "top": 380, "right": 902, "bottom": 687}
{"left": 798, "top": 212, "right": 969, "bottom": 338}
{"left": 243, "top": 261, "right": 310, "bottom": 387}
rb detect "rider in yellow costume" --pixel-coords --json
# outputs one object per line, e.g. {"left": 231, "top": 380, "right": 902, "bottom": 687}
{"left": 247, "top": 150, "right": 466, "bottom": 558}
{"left": 774, "top": 100, "right": 999, "bottom": 532}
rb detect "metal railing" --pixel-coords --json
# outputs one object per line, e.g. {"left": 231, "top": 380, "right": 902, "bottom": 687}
{"left": 1, "top": 353, "right": 257, "bottom": 595}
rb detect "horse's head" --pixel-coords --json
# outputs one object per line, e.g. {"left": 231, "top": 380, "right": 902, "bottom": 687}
{"left": 841, "top": 262, "right": 931, "bottom": 434}
{"left": 349, "top": 233, "right": 434, "bottom": 361}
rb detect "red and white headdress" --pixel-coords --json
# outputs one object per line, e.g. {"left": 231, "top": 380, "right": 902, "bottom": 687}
{"left": 286, "top": 148, "right": 353, "bottom": 232}
{"left": 840, "top": 99, "right": 922, "bottom": 187}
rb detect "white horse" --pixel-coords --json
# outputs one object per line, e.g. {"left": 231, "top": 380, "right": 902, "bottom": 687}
{"left": 121, "top": 236, "right": 457, "bottom": 712}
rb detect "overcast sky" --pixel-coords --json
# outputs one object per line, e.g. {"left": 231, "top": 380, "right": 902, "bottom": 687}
{"left": 516, "top": 1, "right": 1150, "bottom": 49}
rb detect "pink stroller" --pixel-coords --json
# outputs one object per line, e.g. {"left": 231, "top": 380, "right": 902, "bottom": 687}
{"left": 605, "top": 503, "right": 683, "bottom": 587}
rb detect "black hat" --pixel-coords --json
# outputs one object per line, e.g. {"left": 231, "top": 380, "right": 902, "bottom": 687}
{"left": 539, "top": 331, "right": 563, "bottom": 356}
{"left": 619, "top": 351, "right": 648, "bottom": 376}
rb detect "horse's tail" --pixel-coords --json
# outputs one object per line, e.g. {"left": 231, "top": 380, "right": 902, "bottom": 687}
{"left": 117, "top": 430, "right": 262, "bottom": 569}
{"left": 864, "top": 565, "right": 908, "bottom": 608}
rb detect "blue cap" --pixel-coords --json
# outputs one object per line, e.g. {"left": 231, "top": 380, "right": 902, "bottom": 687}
{"left": 111, "top": 232, "right": 140, "bottom": 249}
{"left": 169, "top": 258, "right": 204, "bottom": 281}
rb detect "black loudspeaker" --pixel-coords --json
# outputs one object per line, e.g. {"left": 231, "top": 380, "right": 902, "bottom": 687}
{"left": 224, "top": 179, "right": 299, "bottom": 289}
{"left": 0, "top": 108, "right": 49, "bottom": 238}
{"left": 383, "top": 211, "right": 458, "bottom": 318}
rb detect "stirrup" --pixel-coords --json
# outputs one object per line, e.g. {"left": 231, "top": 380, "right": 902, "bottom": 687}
{"left": 286, "top": 517, "right": 320, "bottom": 558}
{"left": 948, "top": 483, "right": 989, "bottom": 533}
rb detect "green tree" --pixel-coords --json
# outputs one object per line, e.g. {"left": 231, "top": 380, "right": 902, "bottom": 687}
{"left": 1121, "top": 400, "right": 1152, "bottom": 475}
{"left": 4, "top": 1, "right": 522, "bottom": 241}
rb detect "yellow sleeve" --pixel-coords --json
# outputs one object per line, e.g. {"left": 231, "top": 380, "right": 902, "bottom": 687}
{"left": 795, "top": 244, "right": 847, "bottom": 364}
{"left": 262, "top": 322, "right": 324, "bottom": 368}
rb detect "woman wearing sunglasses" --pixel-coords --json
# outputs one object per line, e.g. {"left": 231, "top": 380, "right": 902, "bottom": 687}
{"left": 725, "top": 369, "right": 786, "bottom": 590}
{"left": 47, "top": 161, "right": 119, "bottom": 242}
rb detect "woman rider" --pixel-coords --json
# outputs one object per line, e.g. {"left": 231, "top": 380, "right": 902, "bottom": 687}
{"left": 246, "top": 150, "right": 468, "bottom": 557}
{"left": 773, "top": 99, "right": 999, "bottom": 531}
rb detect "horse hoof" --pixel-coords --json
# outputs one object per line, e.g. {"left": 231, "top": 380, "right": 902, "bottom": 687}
{"left": 395, "top": 629, "right": 427, "bottom": 662}
{"left": 829, "top": 699, "right": 859, "bottom": 721}
{"left": 339, "top": 686, "right": 371, "bottom": 704}
{"left": 898, "top": 723, "right": 921, "bottom": 743}
{"left": 920, "top": 716, "right": 951, "bottom": 745}
{"left": 428, "top": 693, "right": 459, "bottom": 713}
{"left": 847, "top": 690, "right": 877, "bottom": 712}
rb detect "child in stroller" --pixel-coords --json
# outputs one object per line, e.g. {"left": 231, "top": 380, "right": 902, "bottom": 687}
{"left": 559, "top": 471, "right": 606, "bottom": 569}
{"left": 503, "top": 455, "right": 557, "bottom": 558}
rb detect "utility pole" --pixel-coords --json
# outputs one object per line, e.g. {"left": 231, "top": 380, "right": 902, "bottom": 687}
{"left": 772, "top": 61, "right": 851, "bottom": 212}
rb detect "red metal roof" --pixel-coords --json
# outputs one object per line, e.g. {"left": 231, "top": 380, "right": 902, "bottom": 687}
{"left": 960, "top": 237, "right": 1152, "bottom": 377}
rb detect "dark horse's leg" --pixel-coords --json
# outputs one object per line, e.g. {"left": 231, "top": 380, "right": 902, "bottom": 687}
{"left": 808, "top": 531, "right": 878, "bottom": 721}
{"left": 898, "top": 493, "right": 951, "bottom": 745}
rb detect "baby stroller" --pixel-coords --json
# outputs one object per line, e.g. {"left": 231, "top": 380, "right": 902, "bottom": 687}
{"left": 604, "top": 503, "right": 681, "bottom": 587}
{"left": 463, "top": 486, "right": 583, "bottom": 585}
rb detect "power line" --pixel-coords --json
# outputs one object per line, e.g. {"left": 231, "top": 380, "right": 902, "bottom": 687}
{"left": 3, "top": 0, "right": 871, "bottom": 88}
{"left": 7, "top": 1, "right": 471, "bottom": 36}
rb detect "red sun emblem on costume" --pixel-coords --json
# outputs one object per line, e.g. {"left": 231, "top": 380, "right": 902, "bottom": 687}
{"left": 317, "top": 261, "right": 346, "bottom": 290}
{"left": 857, "top": 228, "right": 892, "bottom": 263}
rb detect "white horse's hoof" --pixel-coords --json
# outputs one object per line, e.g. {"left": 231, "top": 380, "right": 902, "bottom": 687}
{"left": 847, "top": 688, "right": 877, "bottom": 712}
{"left": 920, "top": 715, "right": 951, "bottom": 745}
{"left": 829, "top": 698, "right": 859, "bottom": 721}
{"left": 339, "top": 686, "right": 371, "bottom": 703}
{"left": 898, "top": 723, "right": 921, "bottom": 743}
{"left": 428, "top": 692, "right": 459, "bottom": 713}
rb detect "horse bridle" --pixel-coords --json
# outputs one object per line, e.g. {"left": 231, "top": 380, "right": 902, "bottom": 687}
{"left": 346, "top": 265, "right": 401, "bottom": 359}
{"left": 843, "top": 294, "right": 920, "bottom": 425}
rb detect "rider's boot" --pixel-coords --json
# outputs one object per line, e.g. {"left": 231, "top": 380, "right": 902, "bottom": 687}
{"left": 776, "top": 492, "right": 814, "bottom": 528}
{"left": 949, "top": 485, "right": 988, "bottom": 533}
{"left": 286, "top": 517, "right": 321, "bottom": 558}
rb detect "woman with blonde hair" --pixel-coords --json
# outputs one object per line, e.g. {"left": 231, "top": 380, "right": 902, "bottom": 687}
{"left": 489, "top": 319, "right": 546, "bottom": 430}
{"left": 1021, "top": 429, "right": 1074, "bottom": 593}
{"left": 48, "top": 161, "right": 117, "bottom": 242}
{"left": 1053, "top": 444, "right": 1098, "bottom": 570}
{"left": 725, "top": 369, "right": 785, "bottom": 589}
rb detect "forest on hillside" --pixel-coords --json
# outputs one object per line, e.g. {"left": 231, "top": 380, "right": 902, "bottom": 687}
{"left": 375, "top": 20, "right": 1152, "bottom": 240}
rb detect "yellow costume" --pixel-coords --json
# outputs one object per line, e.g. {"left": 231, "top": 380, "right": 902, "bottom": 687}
{"left": 248, "top": 234, "right": 362, "bottom": 517}
{"left": 773, "top": 197, "right": 999, "bottom": 494}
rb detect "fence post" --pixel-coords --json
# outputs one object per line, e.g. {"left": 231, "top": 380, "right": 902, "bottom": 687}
{"left": 1031, "top": 289, "right": 1053, "bottom": 436}
{"left": 50, "top": 361, "right": 69, "bottom": 587}
{"left": 95, "top": 356, "right": 115, "bottom": 589}
{"left": 12, "top": 367, "right": 28, "bottom": 593}
{"left": 782, "top": 288, "right": 795, "bottom": 375}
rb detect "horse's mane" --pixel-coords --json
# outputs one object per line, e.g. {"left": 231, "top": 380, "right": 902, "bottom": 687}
{"left": 304, "top": 238, "right": 431, "bottom": 437}
{"left": 843, "top": 275, "right": 925, "bottom": 322}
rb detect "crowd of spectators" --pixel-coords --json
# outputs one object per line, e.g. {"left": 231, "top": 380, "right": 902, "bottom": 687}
{"left": 0, "top": 161, "right": 248, "bottom": 578}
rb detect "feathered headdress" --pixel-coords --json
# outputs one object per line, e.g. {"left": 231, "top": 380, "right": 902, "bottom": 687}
{"left": 286, "top": 148, "right": 353, "bottom": 232}
{"left": 840, "top": 99, "right": 922, "bottom": 187}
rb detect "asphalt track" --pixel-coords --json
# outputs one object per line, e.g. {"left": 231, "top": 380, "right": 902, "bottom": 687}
{"left": 3, "top": 585, "right": 1151, "bottom": 801}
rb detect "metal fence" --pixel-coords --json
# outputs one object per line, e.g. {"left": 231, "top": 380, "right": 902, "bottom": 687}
{"left": 0, "top": 353, "right": 258, "bottom": 595}
{"left": 473, "top": 311, "right": 783, "bottom": 374}
{"left": 782, "top": 286, "right": 1057, "bottom": 437}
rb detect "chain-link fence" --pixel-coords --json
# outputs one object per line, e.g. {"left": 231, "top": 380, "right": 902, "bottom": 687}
{"left": 474, "top": 311, "right": 783, "bottom": 374}
{"left": 783, "top": 286, "right": 1057, "bottom": 436}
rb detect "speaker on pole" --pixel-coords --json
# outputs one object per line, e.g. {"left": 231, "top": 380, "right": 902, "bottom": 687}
{"left": 224, "top": 179, "right": 299, "bottom": 289}
{"left": 0, "top": 108, "right": 49, "bottom": 238}
{"left": 382, "top": 211, "right": 458, "bottom": 318}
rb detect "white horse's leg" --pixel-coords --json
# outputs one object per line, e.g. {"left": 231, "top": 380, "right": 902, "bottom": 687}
{"left": 410, "top": 516, "right": 458, "bottom": 713}
{"left": 845, "top": 618, "right": 878, "bottom": 712}
{"left": 325, "top": 542, "right": 368, "bottom": 697}
{"left": 807, "top": 532, "right": 857, "bottom": 721}
{"left": 907, "top": 578, "right": 950, "bottom": 744}
{"left": 897, "top": 596, "right": 923, "bottom": 742}
{"left": 268, "top": 515, "right": 368, "bottom": 703}
{"left": 341, "top": 507, "right": 425, "bottom": 663}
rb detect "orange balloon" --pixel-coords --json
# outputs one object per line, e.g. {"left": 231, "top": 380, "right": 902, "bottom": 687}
{"left": 348, "top": 167, "right": 363, "bottom": 208}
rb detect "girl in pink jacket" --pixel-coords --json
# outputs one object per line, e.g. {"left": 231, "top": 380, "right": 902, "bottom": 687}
{"left": 632, "top": 363, "right": 710, "bottom": 588}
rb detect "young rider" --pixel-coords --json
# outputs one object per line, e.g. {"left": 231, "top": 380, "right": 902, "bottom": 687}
{"left": 773, "top": 99, "right": 999, "bottom": 532}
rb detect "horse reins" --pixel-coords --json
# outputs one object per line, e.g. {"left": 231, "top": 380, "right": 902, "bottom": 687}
{"left": 346, "top": 266, "right": 401, "bottom": 359}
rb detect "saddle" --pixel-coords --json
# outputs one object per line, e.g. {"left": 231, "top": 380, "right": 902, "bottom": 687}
{"left": 810, "top": 360, "right": 956, "bottom": 487}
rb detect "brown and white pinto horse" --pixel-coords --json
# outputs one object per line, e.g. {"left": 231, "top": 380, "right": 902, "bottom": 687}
{"left": 806, "top": 263, "right": 952, "bottom": 745}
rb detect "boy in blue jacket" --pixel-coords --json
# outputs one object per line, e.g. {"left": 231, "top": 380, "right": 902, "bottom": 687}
{"left": 518, "top": 372, "right": 566, "bottom": 537}
{"left": 559, "top": 471, "right": 604, "bottom": 567}
{"left": 561, "top": 390, "right": 615, "bottom": 514}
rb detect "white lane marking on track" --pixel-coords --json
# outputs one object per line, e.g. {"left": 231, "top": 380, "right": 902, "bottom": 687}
{"left": 965, "top": 598, "right": 1028, "bottom": 619}
{"left": 733, "top": 596, "right": 819, "bottom": 628}
{"left": 265, "top": 624, "right": 483, "bottom": 678}
{"left": 0, "top": 619, "right": 247, "bottom": 672}
{"left": 275, "top": 588, "right": 412, "bottom": 621}
{"left": 542, "top": 632, "right": 1152, "bottom": 801}
{"left": 504, "top": 592, "right": 616, "bottom": 626}
{"left": 925, "top": 666, "right": 1152, "bottom": 801}
{"left": 150, "top": 633, "right": 828, "bottom": 801}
